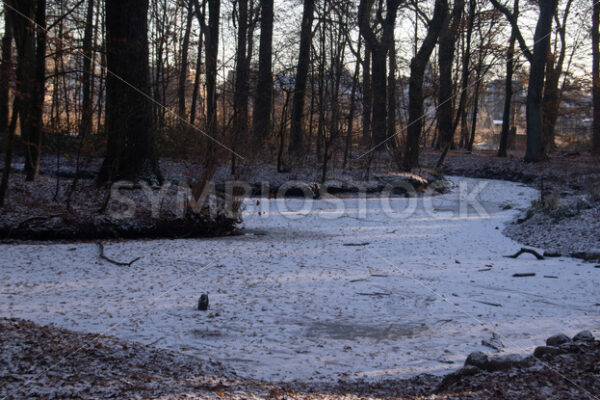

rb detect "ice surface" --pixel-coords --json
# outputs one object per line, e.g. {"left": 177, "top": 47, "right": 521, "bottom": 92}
{"left": 1, "top": 177, "right": 598, "bottom": 383}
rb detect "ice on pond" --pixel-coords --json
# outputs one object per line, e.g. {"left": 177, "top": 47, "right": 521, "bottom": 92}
{"left": 1, "top": 177, "right": 598, "bottom": 382}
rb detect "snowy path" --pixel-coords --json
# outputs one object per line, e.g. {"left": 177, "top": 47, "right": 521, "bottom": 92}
{"left": 1, "top": 177, "right": 599, "bottom": 383}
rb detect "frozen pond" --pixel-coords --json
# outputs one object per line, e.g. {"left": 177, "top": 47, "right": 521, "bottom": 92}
{"left": 1, "top": 177, "right": 599, "bottom": 383}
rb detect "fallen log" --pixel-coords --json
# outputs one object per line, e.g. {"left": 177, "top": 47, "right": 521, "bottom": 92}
{"left": 513, "top": 273, "right": 536, "bottom": 278}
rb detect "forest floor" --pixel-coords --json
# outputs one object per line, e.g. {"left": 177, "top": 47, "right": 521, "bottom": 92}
{"left": 3, "top": 317, "right": 600, "bottom": 399}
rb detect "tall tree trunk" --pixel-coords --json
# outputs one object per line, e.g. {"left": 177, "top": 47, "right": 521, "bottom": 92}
{"left": 99, "top": 0, "right": 162, "bottom": 184}
{"left": 370, "top": 45, "right": 387, "bottom": 144}
{"left": 205, "top": 0, "right": 220, "bottom": 135}
{"left": 358, "top": 0, "right": 402, "bottom": 149}
{"left": 497, "top": 35, "right": 516, "bottom": 157}
{"left": 252, "top": 0, "right": 273, "bottom": 145}
{"left": 231, "top": 0, "right": 249, "bottom": 173}
{"left": 0, "top": 99, "right": 18, "bottom": 206}
{"left": 387, "top": 43, "right": 397, "bottom": 143}
{"left": 594, "top": 0, "right": 600, "bottom": 155}
{"left": 361, "top": 45, "right": 371, "bottom": 144}
{"left": 524, "top": 0, "right": 557, "bottom": 162}
{"left": 455, "top": 0, "right": 475, "bottom": 148}
{"left": 288, "top": 0, "right": 315, "bottom": 156}
{"left": 467, "top": 80, "right": 480, "bottom": 151}
{"left": 178, "top": 4, "right": 193, "bottom": 117}
{"left": 343, "top": 37, "right": 362, "bottom": 169}
{"left": 404, "top": 0, "right": 447, "bottom": 170}
{"left": 27, "top": 0, "right": 46, "bottom": 182}
{"left": 0, "top": 8, "right": 13, "bottom": 134}
{"left": 9, "top": 0, "right": 37, "bottom": 180}
{"left": 80, "top": 0, "right": 95, "bottom": 138}
{"left": 0, "top": 9, "right": 15, "bottom": 207}
{"left": 542, "top": 0, "right": 572, "bottom": 153}
{"left": 190, "top": 39, "right": 203, "bottom": 124}
{"left": 498, "top": 0, "right": 518, "bottom": 158}
{"left": 436, "top": 0, "right": 464, "bottom": 150}
{"left": 190, "top": 0, "right": 205, "bottom": 125}
{"left": 542, "top": 58, "right": 561, "bottom": 151}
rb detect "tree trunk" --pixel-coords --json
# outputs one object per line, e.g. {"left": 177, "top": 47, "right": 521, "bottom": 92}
{"left": 467, "top": 82, "right": 480, "bottom": 151}
{"left": 404, "top": 0, "right": 447, "bottom": 171}
{"left": 0, "top": 99, "right": 18, "bottom": 206}
{"left": 358, "top": 0, "right": 402, "bottom": 149}
{"left": 541, "top": 56, "right": 560, "bottom": 151}
{"left": 387, "top": 43, "right": 397, "bottom": 143}
{"left": 232, "top": 0, "right": 249, "bottom": 173}
{"left": 80, "top": 0, "right": 95, "bottom": 138}
{"left": 497, "top": 35, "right": 516, "bottom": 157}
{"left": 524, "top": 0, "right": 557, "bottom": 162}
{"left": 436, "top": 0, "right": 464, "bottom": 150}
{"left": 594, "top": 0, "right": 600, "bottom": 155}
{"left": 542, "top": 0, "right": 572, "bottom": 153}
{"left": 252, "top": 0, "right": 273, "bottom": 145}
{"left": 361, "top": 45, "right": 371, "bottom": 143}
{"left": 454, "top": 0, "right": 475, "bottom": 148}
{"left": 343, "top": 37, "right": 361, "bottom": 169}
{"left": 288, "top": 0, "right": 314, "bottom": 156}
{"left": 190, "top": 0, "right": 205, "bottom": 125}
{"left": 9, "top": 0, "right": 37, "bottom": 180}
{"left": 27, "top": 0, "right": 46, "bottom": 182}
{"left": 178, "top": 4, "right": 193, "bottom": 117}
{"left": 0, "top": 8, "right": 13, "bottom": 134}
{"left": 205, "top": 0, "right": 220, "bottom": 135}
{"left": 99, "top": 0, "right": 162, "bottom": 184}
{"left": 370, "top": 45, "right": 387, "bottom": 145}
{"left": 498, "top": 0, "right": 518, "bottom": 158}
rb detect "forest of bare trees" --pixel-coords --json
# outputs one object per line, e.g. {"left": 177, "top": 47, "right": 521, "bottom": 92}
{"left": 0, "top": 0, "right": 598, "bottom": 204}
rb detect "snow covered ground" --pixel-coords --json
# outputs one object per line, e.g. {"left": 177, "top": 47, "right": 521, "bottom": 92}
{"left": 1, "top": 177, "right": 598, "bottom": 384}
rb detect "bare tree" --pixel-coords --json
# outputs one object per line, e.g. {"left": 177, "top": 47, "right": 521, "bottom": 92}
{"left": 436, "top": 0, "right": 465, "bottom": 151}
{"left": 594, "top": 0, "right": 600, "bottom": 155}
{"left": 80, "top": 0, "right": 95, "bottom": 138}
{"left": 232, "top": 0, "right": 250, "bottom": 173}
{"left": 497, "top": 0, "right": 518, "bottom": 157}
{"left": 8, "top": 0, "right": 46, "bottom": 181}
{"left": 0, "top": 7, "right": 15, "bottom": 206}
{"left": 288, "top": 0, "right": 315, "bottom": 156}
{"left": 404, "top": 0, "right": 447, "bottom": 170}
{"left": 542, "top": 0, "right": 574, "bottom": 151}
{"left": 178, "top": 1, "right": 194, "bottom": 117}
{"left": 0, "top": 5, "right": 12, "bottom": 134}
{"left": 205, "top": 0, "right": 220, "bottom": 136}
{"left": 490, "top": 0, "right": 558, "bottom": 162}
{"left": 358, "top": 0, "right": 402, "bottom": 146}
{"left": 252, "top": 0, "right": 274, "bottom": 146}
{"left": 98, "top": 0, "right": 162, "bottom": 184}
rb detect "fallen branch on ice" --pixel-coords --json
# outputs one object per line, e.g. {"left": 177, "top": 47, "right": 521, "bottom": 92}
{"left": 357, "top": 291, "right": 392, "bottom": 296}
{"left": 504, "top": 248, "right": 544, "bottom": 260}
{"left": 97, "top": 242, "right": 140, "bottom": 267}
{"left": 474, "top": 300, "right": 502, "bottom": 307}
